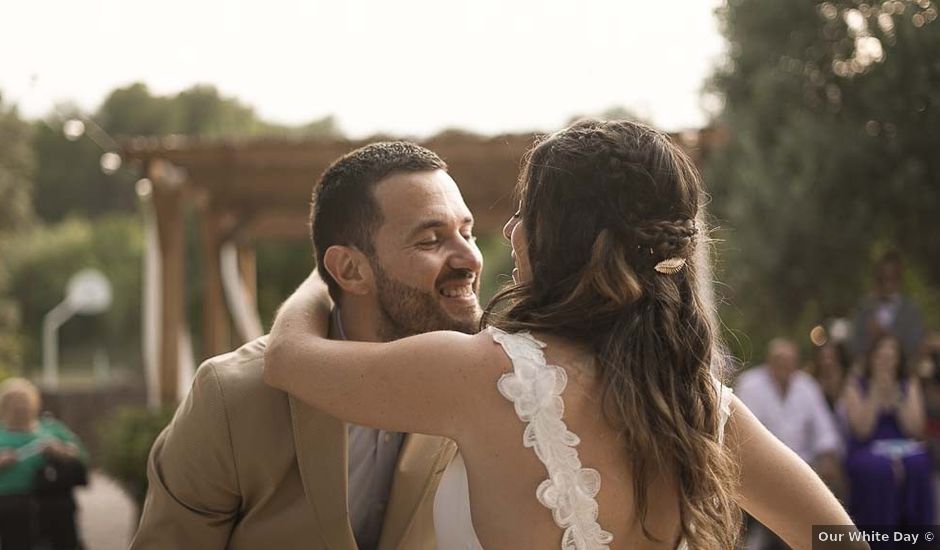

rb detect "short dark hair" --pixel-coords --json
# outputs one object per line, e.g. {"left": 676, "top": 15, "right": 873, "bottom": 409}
{"left": 311, "top": 141, "right": 447, "bottom": 301}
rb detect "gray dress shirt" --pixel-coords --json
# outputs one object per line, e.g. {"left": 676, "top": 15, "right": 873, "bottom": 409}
{"left": 334, "top": 309, "right": 406, "bottom": 550}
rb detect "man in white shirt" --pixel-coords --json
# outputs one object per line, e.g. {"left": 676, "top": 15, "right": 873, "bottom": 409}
{"left": 736, "top": 338, "right": 842, "bottom": 466}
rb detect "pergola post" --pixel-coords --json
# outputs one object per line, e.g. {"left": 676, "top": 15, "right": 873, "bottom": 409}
{"left": 199, "top": 206, "right": 231, "bottom": 359}
{"left": 150, "top": 170, "right": 185, "bottom": 406}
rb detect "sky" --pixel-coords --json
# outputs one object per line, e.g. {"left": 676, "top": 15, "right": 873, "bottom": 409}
{"left": 2, "top": 0, "right": 727, "bottom": 139}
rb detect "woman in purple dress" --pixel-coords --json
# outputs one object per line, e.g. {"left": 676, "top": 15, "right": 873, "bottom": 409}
{"left": 843, "top": 333, "right": 932, "bottom": 527}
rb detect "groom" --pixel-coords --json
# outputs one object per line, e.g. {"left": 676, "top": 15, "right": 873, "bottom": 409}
{"left": 131, "top": 142, "right": 483, "bottom": 549}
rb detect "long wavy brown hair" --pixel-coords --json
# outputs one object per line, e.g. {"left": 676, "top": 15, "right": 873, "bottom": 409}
{"left": 483, "top": 120, "right": 741, "bottom": 549}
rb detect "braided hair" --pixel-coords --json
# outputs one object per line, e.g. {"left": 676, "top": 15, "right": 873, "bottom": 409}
{"left": 483, "top": 120, "right": 740, "bottom": 549}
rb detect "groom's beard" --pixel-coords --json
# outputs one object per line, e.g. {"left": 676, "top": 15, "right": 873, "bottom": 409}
{"left": 371, "top": 262, "right": 481, "bottom": 341}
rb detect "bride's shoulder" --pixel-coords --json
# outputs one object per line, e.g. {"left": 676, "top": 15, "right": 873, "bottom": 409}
{"left": 423, "top": 329, "right": 512, "bottom": 372}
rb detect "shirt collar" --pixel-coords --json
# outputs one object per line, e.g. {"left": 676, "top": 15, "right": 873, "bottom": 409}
{"left": 332, "top": 307, "right": 348, "bottom": 341}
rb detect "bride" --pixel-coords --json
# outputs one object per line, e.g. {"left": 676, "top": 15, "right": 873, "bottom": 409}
{"left": 264, "top": 120, "right": 860, "bottom": 549}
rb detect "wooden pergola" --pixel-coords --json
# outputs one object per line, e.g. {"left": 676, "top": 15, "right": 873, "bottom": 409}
{"left": 122, "top": 128, "right": 725, "bottom": 405}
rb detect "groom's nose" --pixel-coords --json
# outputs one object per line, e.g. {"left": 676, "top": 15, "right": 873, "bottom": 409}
{"left": 448, "top": 237, "right": 483, "bottom": 275}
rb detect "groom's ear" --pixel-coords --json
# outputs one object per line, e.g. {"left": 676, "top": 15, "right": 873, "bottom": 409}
{"left": 322, "top": 245, "right": 374, "bottom": 296}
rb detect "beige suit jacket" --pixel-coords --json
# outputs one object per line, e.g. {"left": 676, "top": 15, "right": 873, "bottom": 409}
{"left": 130, "top": 336, "right": 458, "bottom": 550}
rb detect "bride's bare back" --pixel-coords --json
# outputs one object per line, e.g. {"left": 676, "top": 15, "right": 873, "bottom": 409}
{"left": 456, "top": 329, "right": 688, "bottom": 549}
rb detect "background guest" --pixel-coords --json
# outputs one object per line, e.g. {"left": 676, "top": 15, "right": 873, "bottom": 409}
{"left": 850, "top": 251, "right": 925, "bottom": 361}
{"left": 810, "top": 341, "right": 853, "bottom": 413}
{"left": 737, "top": 339, "right": 844, "bottom": 474}
{"left": 842, "top": 334, "right": 932, "bottom": 527}
{"left": 0, "top": 378, "right": 87, "bottom": 550}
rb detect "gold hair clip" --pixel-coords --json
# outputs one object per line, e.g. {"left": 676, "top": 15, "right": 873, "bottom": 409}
{"left": 654, "top": 257, "right": 686, "bottom": 274}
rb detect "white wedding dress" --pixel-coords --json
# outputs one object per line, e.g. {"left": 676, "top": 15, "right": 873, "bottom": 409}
{"left": 433, "top": 327, "right": 734, "bottom": 550}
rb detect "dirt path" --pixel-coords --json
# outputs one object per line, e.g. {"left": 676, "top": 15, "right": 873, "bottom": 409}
{"left": 74, "top": 471, "right": 136, "bottom": 550}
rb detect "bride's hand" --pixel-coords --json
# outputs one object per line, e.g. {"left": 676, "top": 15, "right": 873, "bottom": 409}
{"left": 264, "top": 270, "right": 332, "bottom": 389}
{"left": 729, "top": 396, "right": 865, "bottom": 549}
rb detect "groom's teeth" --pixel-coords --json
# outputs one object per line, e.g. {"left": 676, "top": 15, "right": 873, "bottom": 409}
{"left": 440, "top": 285, "right": 473, "bottom": 298}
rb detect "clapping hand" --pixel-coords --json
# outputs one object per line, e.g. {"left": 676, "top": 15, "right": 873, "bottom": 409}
{"left": 871, "top": 373, "right": 901, "bottom": 411}
{"left": 40, "top": 439, "right": 78, "bottom": 460}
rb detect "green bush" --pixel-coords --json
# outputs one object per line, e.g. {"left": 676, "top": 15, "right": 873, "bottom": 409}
{"left": 97, "top": 405, "right": 175, "bottom": 508}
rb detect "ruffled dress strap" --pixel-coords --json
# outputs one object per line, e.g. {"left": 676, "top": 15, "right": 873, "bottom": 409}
{"left": 712, "top": 374, "right": 734, "bottom": 445}
{"left": 487, "top": 326, "right": 614, "bottom": 550}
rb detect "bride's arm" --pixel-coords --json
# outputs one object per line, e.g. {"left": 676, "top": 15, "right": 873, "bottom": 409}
{"left": 727, "top": 395, "right": 866, "bottom": 550}
{"left": 263, "top": 271, "right": 491, "bottom": 438}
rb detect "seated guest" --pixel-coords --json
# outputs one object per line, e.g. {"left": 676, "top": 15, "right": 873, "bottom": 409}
{"left": 842, "top": 334, "right": 932, "bottom": 526}
{"left": 737, "top": 338, "right": 843, "bottom": 472}
{"left": 0, "top": 378, "right": 87, "bottom": 550}
{"left": 810, "top": 341, "right": 852, "bottom": 412}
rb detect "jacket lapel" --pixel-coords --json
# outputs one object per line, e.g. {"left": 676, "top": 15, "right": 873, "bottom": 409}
{"left": 289, "top": 395, "right": 357, "bottom": 550}
{"left": 377, "top": 434, "right": 459, "bottom": 550}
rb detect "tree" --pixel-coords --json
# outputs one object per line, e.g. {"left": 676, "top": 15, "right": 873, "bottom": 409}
{"left": 705, "top": 0, "right": 940, "bottom": 355}
{"left": 32, "top": 109, "right": 137, "bottom": 223}
{"left": 97, "top": 83, "right": 263, "bottom": 138}
{"left": 96, "top": 82, "right": 341, "bottom": 139}
{"left": 95, "top": 83, "right": 177, "bottom": 137}
{"left": 0, "top": 93, "right": 35, "bottom": 232}
{"left": 0, "top": 93, "right": 36, "bottom": 377}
